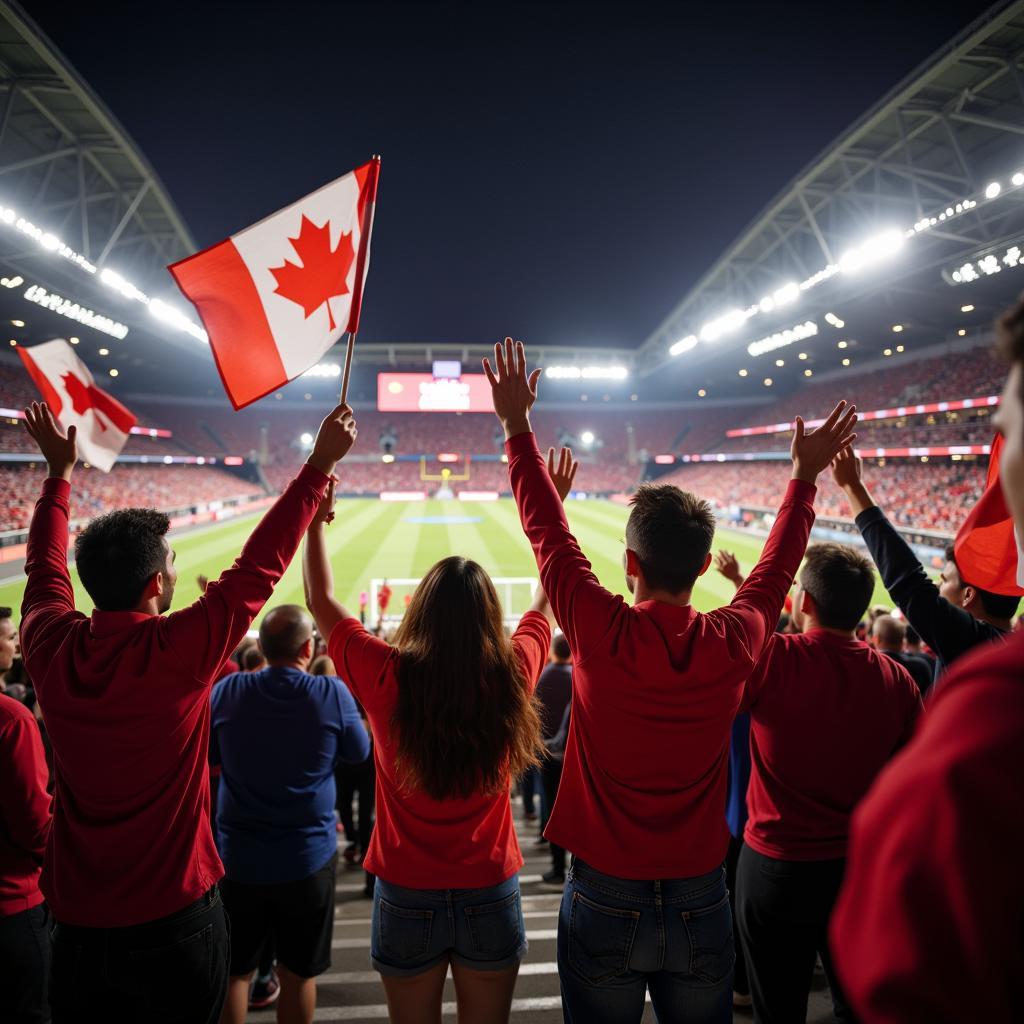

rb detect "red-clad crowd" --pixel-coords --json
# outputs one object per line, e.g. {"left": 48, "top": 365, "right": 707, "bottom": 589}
{"left": 1, "top": 318, "right": 1022, "bottom": 1024}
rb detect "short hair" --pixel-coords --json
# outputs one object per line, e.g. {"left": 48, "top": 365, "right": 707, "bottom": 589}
{"left": 309, "top": 654, "right": 336, "bottom": 676}
{"left": 872, "top": 614, "right": 905, "bottom": 647}
{"left": 551, "top": 633, "right": 571, "bottom": 661}
{"left": 944, "top": 545, "right": 1021, "bottom": 620}
{"left": 0, "top": 606, "right": 11, "bottom": 620}
{"left": 74, "top": 509, "right": 170, "bottom": 611}
{"left": 799, "top": 543, "right": 876, "bottom": 631}
{"left": 258, "top": 605, "right": 313, "bottom": 662}
{"left": 240, "top": 646, "right": 265, "bottom": 671}
{"left": 904, "top": 625, "right": 921, "bottom": 646}
{"left": 626, "top": 485, "right": 715, "bottom": 595}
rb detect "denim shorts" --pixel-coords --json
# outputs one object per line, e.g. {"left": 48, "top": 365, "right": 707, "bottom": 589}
{"left": 370, "top": 873, "right": 527, "bottom": 977}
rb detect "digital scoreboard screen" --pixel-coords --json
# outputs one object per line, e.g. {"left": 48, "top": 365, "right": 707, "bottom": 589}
{"left": 432, "top": 359, "right": 461, "bottom": 379}
{"left": 377, "top": 373, "right": 494, "bottom": 413}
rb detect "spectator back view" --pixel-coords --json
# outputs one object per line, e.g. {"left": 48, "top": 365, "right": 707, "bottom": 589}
{"left": 18, "top": 400, "right": 357, "bottom": 1023}
{"left": 211, "top": 605, "right": 369, "bottom": 1024}
{"left": 484, "top": 337, "right": 857, "bottom": 1023}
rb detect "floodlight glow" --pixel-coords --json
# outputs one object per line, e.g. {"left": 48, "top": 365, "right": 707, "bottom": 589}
{"left": 773, "top": 282, "right": 799, "bottom": 306}
{"left": 100, "top": 268, "right": 149, "bottom": 303}
{"left": 824, "top": 312, "right": 845, "bottom": 328}
{"left": 382, "top": 453, "right": 395, "bottom": 463}
{"left": 1012, "top": 172, "right": 1024, "bottom": 187}
{"left": 580, "top": 430, "right": 595, "bottom": 445}
{"left": 109, "top": 368, "right": 118, "bottom": 377}
{"left": 738, "top": 368, "right": 748, "bottom": 377}
{"left": 697, "top": 388, "right": 706, "bottom": 397}
{"left": 747, "top": 320, "right": 818, "bottom": 357}
{"left": 985, "top": 182, "right": 1001, "bottom": 199}
{"left": 304, "top": 362, "right": 342, "bottom": 378}
{"left": 23, "top": 284, "right": 128, "bottom": 339}
{"left": 699, "top": 308, "right": 747, "bottom": 343}
{"left": 949, "top": 243, "right": 1022, "bottom": 283}
{"left": 839, "top": 230, "right": 904, "bottom": 273}
{"left": 300, "top": 432, "right": 313, "bottom": 445}
{"left": 763, "top": 378, "right": 773, "bottom": 387}
{"left": 545, "top": 365, "right": 628, "bottom": 380}
{"left": 148, "top": 298, "right": 208, "bottom": 342}
{"left": 961, "top": 304, "right": 974, "bottom": 312}
{"left": 669, "top": 335, "right": 698, "bottom": 356}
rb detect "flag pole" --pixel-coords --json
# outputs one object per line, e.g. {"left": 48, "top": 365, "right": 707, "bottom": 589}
{"left": 340, "top": 331, "right": 355, "bottom": 404}
{"left": 339, "top": 153, "right": 381, "bottom": 407}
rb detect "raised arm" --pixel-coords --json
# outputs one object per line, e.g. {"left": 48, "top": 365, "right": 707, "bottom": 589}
{"left": 20, "top": 403, "right": 80, "bottom": 665}
{"left": 831, "top": 445, "right": 985, "bottom": 661}
{"left": 303, "top": 475, "right": 357, "bottom": 640}
{"left": 712, "top": 402, "right": 858, "bottom": 661}
{"left": 713, "top": 550, "right": 745, "bottom": 591}
{"left": 485, "top": 338, "right": 619, "bottom": 660}
{"left": 166, "top": 403, "right": 357, "bottom": 683}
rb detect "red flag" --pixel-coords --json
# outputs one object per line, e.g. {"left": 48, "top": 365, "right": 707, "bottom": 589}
{"left": 168, "top": 158, "right": 380, "bottom": 410}
{"left": 953, "top": 433, "right": 1024, "bottom": 596}
{"left": 18, "top": 339, "right": 137, "bottom": 472}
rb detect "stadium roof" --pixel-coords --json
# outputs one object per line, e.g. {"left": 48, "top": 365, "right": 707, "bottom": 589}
{"left": 637, "top": 0, "right": 1024, "bottom": 379}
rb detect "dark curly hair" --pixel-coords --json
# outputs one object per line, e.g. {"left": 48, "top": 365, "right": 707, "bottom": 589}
{"left": 74, "top": 508, "right": 171, "bottom": 611}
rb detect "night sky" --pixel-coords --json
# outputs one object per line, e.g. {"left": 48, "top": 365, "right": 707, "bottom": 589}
{"left": 30, "top": 1, "right": 997, "bottom": 351}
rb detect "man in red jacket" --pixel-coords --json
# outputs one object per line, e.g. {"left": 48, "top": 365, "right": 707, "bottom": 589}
{"left": 484, "top": 338, "right": 857, "bottom": 1024}
{"left": 734, "top": 543, "right": 922, "bottom": 1023}
{"left": 19, "top": 400, "right": 356, "bottom": 1024}
{"left": 0, "top": 650, "right": 52, "bottom": 1024}
{"left": 830, "top": 297, "right": 1024, "bottom": 1023}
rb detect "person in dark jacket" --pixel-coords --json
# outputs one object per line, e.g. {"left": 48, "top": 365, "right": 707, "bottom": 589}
{"left": 870, "top": 615, "right": 933, "bottom": 695}
{"left": 832, "top": 448, "right": 1019, "bottom": 683}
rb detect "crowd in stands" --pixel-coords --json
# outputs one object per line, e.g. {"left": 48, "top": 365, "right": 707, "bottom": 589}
{"left": 0, "top": 463, "right": 263, "bottom": 531}
{"left": 1, "top": 321, "right": 1022, "bottom": 1024}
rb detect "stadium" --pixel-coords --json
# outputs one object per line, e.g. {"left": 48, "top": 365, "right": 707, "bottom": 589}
{"left": 1, "top": 1, "right": 1023, "bottom": 1023}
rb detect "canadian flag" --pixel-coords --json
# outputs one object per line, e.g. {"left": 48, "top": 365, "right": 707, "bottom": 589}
{"left": 953, "top": 433, "right": 1024, "bottom": 596}
{"left": 18, "top": 339, "right": 137, "bottom": 472}
{"left": 168, "top": 158, "right": 380, "bottom": 409}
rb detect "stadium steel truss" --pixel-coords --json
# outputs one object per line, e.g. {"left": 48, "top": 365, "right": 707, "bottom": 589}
{"left": 0, "top": 1, "right": 196, "bottom": 338}
{"left": 637, "top": 0, "right": 1024, "bottom": 377}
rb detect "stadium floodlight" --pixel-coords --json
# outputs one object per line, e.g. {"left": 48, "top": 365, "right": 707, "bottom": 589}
{"left": 299, "top": 432, "right": 313, "bottom": 446}
{"left": 838, "top": 230, "right": 904, "bottom": 273}
{"left": 949, "top": 242, "right": 1022, "bottom": 283}
{"left": 985, "top": 182, "right": 1001, "bottom": 199}
{"left": 1013, "top": 172, "right": 1024, "bottom": 187}
{"left": 892, "top": 325, "right": 904, "bottom": 333}
{"left": 10, "top": 319, "right": 23, "bottom": 327}
{"left": 669, "top": 335, "right": 697, "bottom": 356}
{"left": 746, "top": 320, "right": 818, "bottom": 358}
{"left": 381, "top": 453, "right": 395, "bottom": 463}
{"left": 303, "top": 362, "right": 342, "bottom": 378}
{"left": 772, "top": 282, "right": 799, "bottom": 306}
{"left": 580, "top": 430, "right": 595, "bottom": 446}
{"left": 699, "top": 308, "right": 748, "bottom": 343}
{"left": 100, "top": 268, "right": 149, "bottom": 304}
{"left": 148, "top": 298, "right": 208, "bottom": 342}
{"left": 824, "top": 312, "right": 844, "bottom": 328}
{"left": 961, "top": 304, "right": 974, "bottom": 313}
{"left": 23, "top": 284, "right": 128, "bottom": 340}
{"left": 98, "top": 347, "right": 109, "bottom": 356}
{"left": 109, "top": 368, "right": 118, "bottom": 377}
{"left": 545, "top": 366, "right": 628, "bottom": 380}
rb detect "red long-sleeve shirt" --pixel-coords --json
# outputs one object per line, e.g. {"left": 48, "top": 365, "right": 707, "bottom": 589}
{"left": 21, "top": 464, "right": 329, "bottom": 927}
{"left": 506, "top": 431, "right": 815, "bottom": 879}
{"left": 741, "top": 630, "right": 922, "bottom": 861}
{"left": 0, "top": 695, "right": 51, "bottom": 917}
{"left": 830, "top": 628, "right": 1024, "bottom": 1023}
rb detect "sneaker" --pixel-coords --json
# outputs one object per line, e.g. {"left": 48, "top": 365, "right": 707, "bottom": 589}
{"left": 249, "top": 971, "right": 280, "bottom": 1009}
{"left": 540, "top": 870, "right": 565, "bottom": 889}
{"left": 733, "top": 991, "right": 753, "bottom": 1008}
{"left": 533, "top": 835, "right": 549, "bottom": 847}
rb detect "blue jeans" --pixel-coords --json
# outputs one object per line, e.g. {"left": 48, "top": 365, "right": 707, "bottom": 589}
{"left": 558, "top": 859, "right": 734, "bottom": 1024}
{"left": 371, "top": 873, "right": 527, "bottom": 977}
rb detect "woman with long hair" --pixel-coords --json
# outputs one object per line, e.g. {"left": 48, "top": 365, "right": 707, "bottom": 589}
{"left": 302, "top": 445, "right": 576, "bottom": 1024}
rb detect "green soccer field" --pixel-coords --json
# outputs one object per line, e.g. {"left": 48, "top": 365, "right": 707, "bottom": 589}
{"left": 0, "top": 498, "right": 894, "bottom": 622}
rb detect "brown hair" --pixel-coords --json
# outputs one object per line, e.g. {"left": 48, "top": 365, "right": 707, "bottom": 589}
{"left": 800, "top": 543, "right": 876, "bottom": 631}
{"left": 390, "top": 556, "right": 543, "bottom": 800}
{"left": 626, "top": 484, "right": 716, "bottom": 594}
{"left": 309, "top": 654, "right": 337, "bottom": 676}
{"left": 997, "top": 297, "right": 1024, "bottom": 365}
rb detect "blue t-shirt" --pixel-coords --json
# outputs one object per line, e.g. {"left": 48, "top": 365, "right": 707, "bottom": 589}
{"left": 210, "top": 666, "right": 369, "bottom": 884}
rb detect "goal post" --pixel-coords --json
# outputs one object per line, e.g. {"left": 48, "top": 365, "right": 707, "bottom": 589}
{"left": 369, "top": 576, "right": 539, "bottom": 629}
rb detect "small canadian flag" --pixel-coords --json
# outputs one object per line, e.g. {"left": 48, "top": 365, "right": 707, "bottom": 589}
{"left": 18, "top": 339, "right": 137, "bottom": 472}
{"left": 169, "top": 158, "right": 380, "bottom": 409}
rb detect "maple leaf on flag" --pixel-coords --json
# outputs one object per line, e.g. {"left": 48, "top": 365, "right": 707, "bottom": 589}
{"left": 269, "top": 215, "right": 355, "bottom": 331}
{"left": 62, "top": 371, "right": 108, "bottom": 431}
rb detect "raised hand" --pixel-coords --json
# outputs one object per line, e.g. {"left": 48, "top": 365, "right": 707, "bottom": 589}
{"left": 713, "top": 550, "right": 744, "bottom": 586}
{"left": 831, "top": 444, "right": 863, "bottom": 491}
{"left": 483, "top": 337, "right": 541, "bottom": 439}
{"left": 790, "top": 401, "right": 857, "bottom": 484}
{"left": 197, "top": 574, "right": 210, "bottom": 593}
{"left": 546, "top": 446, "right": 579, "bottom": 502}
{"left": 312, "top": 475, "right": 338, "bottom": 526}
{"left": 308, "top": 404, "right": 358, "bottom": 476}
{"left": 23, "top": 402, "right": 77, "bottom": 481}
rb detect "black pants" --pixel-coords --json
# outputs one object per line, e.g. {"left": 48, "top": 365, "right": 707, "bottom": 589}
{"left": 724, "top": 835, "right": 749, "bottom": 998}
{"left": 0, "top": 903, "right": 51, "bottom": 1023}
{"left": 539, "top": 757, "right": 565, "bottom": 875}
{"left": 49, "top": 887, "right": 229, "bottom": 1024}
{"left": 736, "top": 845, "right": 856, "bottom": 1023}
{"left": 336, "top": 754, "right": 375, "bottom": 855}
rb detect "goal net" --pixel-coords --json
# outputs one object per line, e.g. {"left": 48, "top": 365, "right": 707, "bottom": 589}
{"left": 369, "top": 577, "right": 539, "bottom": 630}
